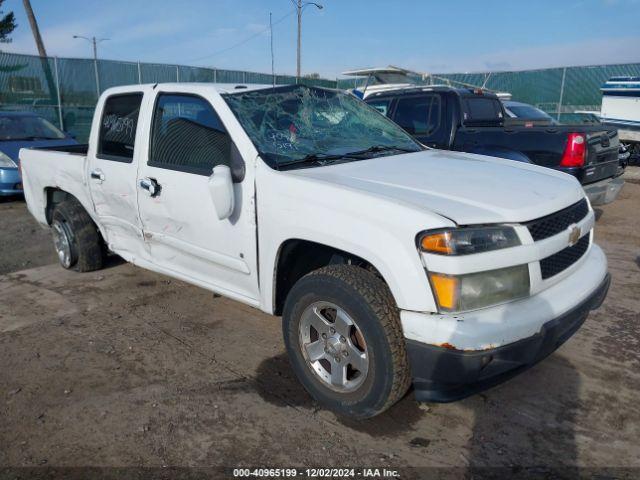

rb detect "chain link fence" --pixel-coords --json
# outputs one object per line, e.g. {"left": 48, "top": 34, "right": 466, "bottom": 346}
{"left": 433, "top": 63, "right": 640, "bottom": 122}
{"left": 0, "top": 52, "right": 336, "bottom": 141}
{"left": 2, "top": 50, "right": 640, "bottom": 141}
{"left": 337, "top": 63, "right": 640, "bottom": 123}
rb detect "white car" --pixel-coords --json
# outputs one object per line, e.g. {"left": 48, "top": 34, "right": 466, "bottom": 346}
{"left": 20, "top": 83, "right": 610, "bottom": 418}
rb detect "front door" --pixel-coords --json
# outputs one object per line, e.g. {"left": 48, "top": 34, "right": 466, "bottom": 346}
{"left": 136, "top": 91, "right": 259, "bottom": 304}
{"left": 87, "top": 92, "right": 146, "bottom": 260}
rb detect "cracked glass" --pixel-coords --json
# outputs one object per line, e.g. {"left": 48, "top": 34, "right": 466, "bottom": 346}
{"left": 222, "top": 85, "right": 421, "bottom": 169}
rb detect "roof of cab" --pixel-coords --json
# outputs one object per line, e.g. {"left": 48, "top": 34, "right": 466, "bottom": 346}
{"left": 101, "top": 83, "right": 303, "bottom": 97}
{"left": 366, "top": 85, "right": 500, "bottom": 100}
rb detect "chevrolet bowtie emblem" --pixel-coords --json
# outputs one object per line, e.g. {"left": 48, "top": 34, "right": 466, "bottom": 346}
{"left": 568, "top": 225, "right": 581, "bottom": 246}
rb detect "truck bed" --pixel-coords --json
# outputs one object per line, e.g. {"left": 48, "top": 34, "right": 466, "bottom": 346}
{"left": 19, "top": 147, "right": 91, "bottom": 227}
{"left": 453, "top": 124, "right": 620, "bottom": 185}
{"left": 33, "top": 144, "right": 89, "bottom": 155}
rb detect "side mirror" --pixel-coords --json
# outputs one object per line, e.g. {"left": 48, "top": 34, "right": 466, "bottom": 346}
{"left": 208, "top": 165, "right": 235, "bottom": 220}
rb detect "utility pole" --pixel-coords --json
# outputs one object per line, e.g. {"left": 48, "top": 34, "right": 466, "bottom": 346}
{"left": 22, "top": 0, "right": 57, "bottom": 108}
{"left": 22, "top": 0, "right": 47, "bottom": 57}
{"left": 291, "top": 0, "right": 323, "bottom": 79}
{"left": 296, "top": 0, "right": 301, "bottom": 79}
{"left": 270, "top": 12, "right": 275, "bottom": 87}
{"left": 73, "top": 35, "right": 109, "bottom": 96}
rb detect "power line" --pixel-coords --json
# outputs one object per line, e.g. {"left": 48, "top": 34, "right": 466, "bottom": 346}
{"left": 188, "top": 10, "right": 295, "bottom": 64}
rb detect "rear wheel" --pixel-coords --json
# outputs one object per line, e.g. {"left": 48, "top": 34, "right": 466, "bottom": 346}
{"left": 51, "top": 199, "right": 104, "bottom": 272}
{"left": 283, "top": 265, "right": 411, "bottom": 419}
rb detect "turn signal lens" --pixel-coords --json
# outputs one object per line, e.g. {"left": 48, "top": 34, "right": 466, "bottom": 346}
{"left": 429, "top": 273, "right": 459, "bottom": 310}
{"left": 421, "top": 232, "right": 453, "bottom": 254}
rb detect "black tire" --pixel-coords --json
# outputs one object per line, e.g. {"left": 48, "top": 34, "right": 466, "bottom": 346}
{"left": 282, "top": 265, "right": 411, "bottom": 419}
{"left": 51, "top": 198, "right": 104, "bottom": 272}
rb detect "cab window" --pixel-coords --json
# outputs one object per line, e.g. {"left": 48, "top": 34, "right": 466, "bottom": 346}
{"left": 463, "top": 97, "right": 504, "bottom": 124}
{"left": 98, "top": 93, "right": 143, "bottom": 162}
{"left": 149, "top": 94, "right": 231, "bottom": 175}
{"left": 393, "top": 95, "right": 441, "bottom": 136}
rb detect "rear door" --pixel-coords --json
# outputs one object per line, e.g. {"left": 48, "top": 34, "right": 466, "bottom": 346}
{"left": 87, "top": 91, "right": 147, "bottom": 259}
{"left": 135, "top": 89, "right": 259, "bottom": 304}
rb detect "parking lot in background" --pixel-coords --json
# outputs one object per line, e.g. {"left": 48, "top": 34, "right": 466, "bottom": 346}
{"left": 1, "top": 170, "right": 639, "bottom": 474}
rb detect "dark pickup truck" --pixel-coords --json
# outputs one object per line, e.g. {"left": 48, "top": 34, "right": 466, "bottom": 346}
{"left": 365, "top": 86, "right": 624, "bottom": 205}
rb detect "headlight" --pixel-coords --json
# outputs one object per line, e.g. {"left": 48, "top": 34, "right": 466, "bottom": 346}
{"left": 419, "top": 226, "right": 520, "bottom": 255}
{"left": 429, "top": 265, "right": 530, "bottom": 313}
{"left": 0, "top": 151, "right": 17, "bottom": 168}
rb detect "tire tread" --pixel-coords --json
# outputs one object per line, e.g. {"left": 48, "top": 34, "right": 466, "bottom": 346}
{"left": 53, "top": 199, "right": 104, "bottom": 272}
{"left": 298, "top": 265, "right": 411, "bottom": 417}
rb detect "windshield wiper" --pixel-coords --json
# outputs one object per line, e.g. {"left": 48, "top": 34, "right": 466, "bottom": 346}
{"left": 342, "top": 145, "right": 419, "bottom": 158}
{"left": 277, "top": 153, "right": 349, "bottom": 170}
{"left": 277, "top": 145, "right": 420, "bottom": 170}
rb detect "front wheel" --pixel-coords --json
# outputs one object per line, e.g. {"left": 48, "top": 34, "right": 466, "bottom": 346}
{"left": 282, "top": 265, "right": 411, "bottom": 419}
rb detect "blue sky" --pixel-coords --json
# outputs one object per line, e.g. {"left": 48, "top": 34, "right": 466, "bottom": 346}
{"left": 1, "top": 0, "right": 639, "bottom": 78}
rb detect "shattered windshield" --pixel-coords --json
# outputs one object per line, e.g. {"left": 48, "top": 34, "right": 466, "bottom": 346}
{"left": 222, "top": 85, "right": 422, "bottom": 169}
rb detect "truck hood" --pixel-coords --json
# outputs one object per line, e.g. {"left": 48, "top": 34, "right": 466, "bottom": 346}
{"left": 286, "top": 149, "right": 585, "bottom": 225}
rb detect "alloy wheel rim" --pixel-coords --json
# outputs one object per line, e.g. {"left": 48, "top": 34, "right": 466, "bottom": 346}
{"left": 52, "top": 220, "right": 72, "bottom": 268}
{"left": 298, "top": 301, "right": 369, "bottom": 392}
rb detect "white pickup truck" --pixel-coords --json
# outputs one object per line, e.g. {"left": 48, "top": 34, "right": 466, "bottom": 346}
{"left": 20, "top": 83, "right": 610, "bottom": 418}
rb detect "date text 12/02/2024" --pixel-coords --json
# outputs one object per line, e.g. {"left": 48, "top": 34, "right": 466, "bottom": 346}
{"left": 232, "top": 468, "right": 400, "bottom": 478}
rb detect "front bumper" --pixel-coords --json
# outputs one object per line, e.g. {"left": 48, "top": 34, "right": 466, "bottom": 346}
{"left": 406, "top": 272, "right": 610, "bottom": 402}
{"left": 583, "top": 176, "right": 624, "bottom": 206}
{"left": 0, "top": 167, "right": 23, "bottom": 195}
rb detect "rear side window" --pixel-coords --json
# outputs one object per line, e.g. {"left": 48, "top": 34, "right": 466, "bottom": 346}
{"left": 149, "top": 94, "right": 231, "bottom": 175}
{"left": 463, "top": 97, "right": 504, "bottom": 124}
{"left": 393, "top": 95, "right": 441, "bottom": 136}
{"left": 98, "top": 93, "right": 143, "bottom": 162}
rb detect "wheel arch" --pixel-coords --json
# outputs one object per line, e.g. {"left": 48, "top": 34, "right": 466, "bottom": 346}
{"left": 272, "top": 238, "right": 393, "bottom": 316}
{"left": 43, "top": 187, "right": 107, "bottom": 242}
{"left": 44, "top": 187, "right": 75, "bottom": 225}
{"left": 470, "top": 146, "right": 532, "bottom": 164}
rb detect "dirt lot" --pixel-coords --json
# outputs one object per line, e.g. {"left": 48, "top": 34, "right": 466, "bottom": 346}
{"left": 1, "top": 174, "right": 639, "bottom": 478}
{"left": 0, "top": 196, "right": 56, "bottom": 275}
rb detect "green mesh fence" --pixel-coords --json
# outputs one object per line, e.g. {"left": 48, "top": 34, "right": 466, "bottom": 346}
{"left": 336, "top": 63, "right": 640, "bottom": 122}
{"left": 432, "top": 63, "right": 640, "bottom": 119}
{"left": 0, "top": 52, "right": 338, "bottom": 142}
{"left": 4, "top": 50, "right": 640, "bottom": 142}
{"left": 0, "top": 52, "right": 62, "bottom": 134}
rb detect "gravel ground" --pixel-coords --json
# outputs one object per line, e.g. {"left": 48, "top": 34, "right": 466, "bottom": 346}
{"left": 0, "top": 172, "right": 639, "bottom": 478}
{"left": 0, "top": 196, "right": 56, "bottom": 275}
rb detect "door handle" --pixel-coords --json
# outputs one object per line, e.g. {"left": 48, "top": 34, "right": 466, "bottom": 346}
{"left": 139, "top": 177, "right": 160, "bottom": 197}
{"left": 90, "top": 169, "right": 105, "bottom": 183}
